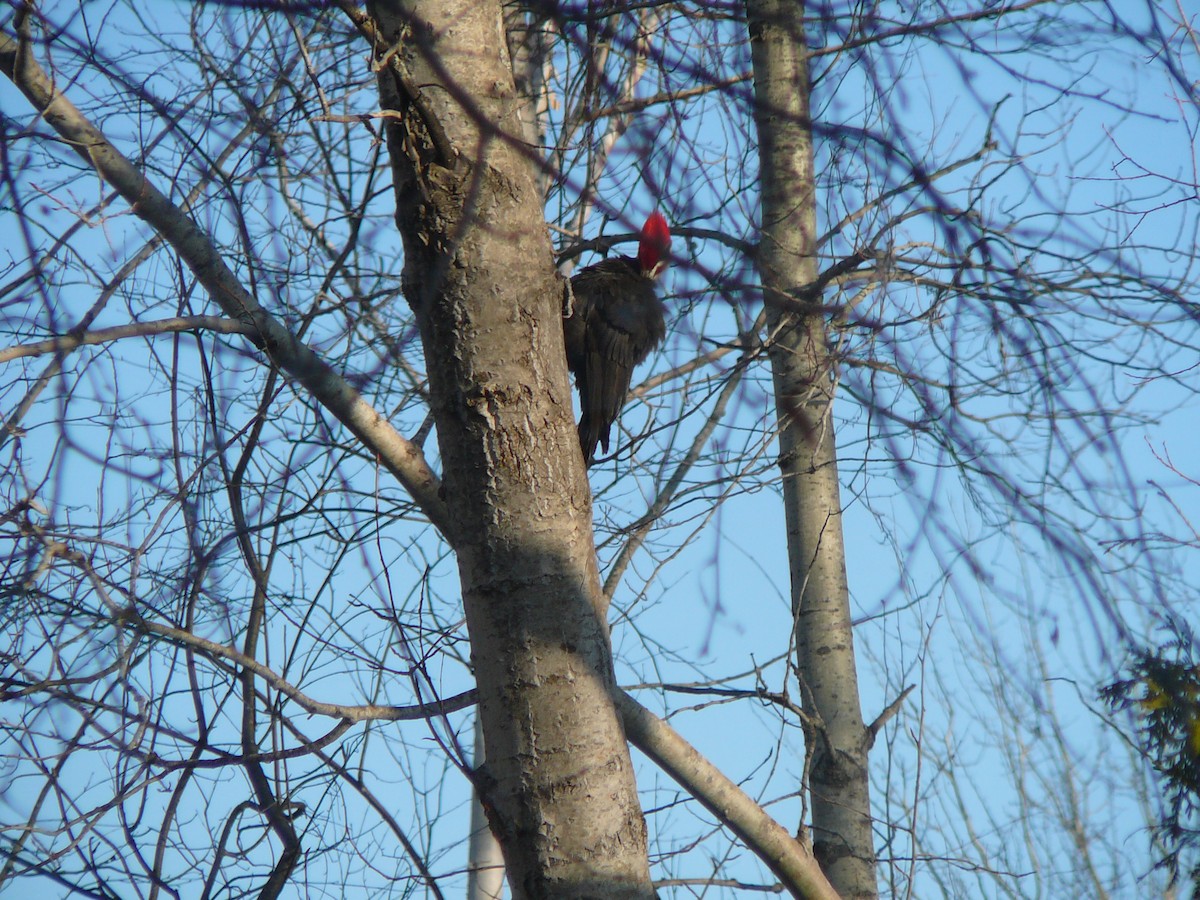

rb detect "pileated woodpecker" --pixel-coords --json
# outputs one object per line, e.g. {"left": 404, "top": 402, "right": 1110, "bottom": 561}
{"left": 563, "top": 212, "right": 671, "bottom": 465}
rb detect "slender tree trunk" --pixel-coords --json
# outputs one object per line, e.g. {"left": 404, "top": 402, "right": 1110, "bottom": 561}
{"left": 745, "top": 1, "right": 877, "bottom": 897}
{"left": 363, "top": 3, "right": 655, "bottom": 897}
{"left": 467, "top": 717, "right": 505, "bottom": 900}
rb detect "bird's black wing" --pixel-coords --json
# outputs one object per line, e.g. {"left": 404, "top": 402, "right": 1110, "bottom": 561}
{"left": 566, "top": 258, "right": 665, "bottom": 464}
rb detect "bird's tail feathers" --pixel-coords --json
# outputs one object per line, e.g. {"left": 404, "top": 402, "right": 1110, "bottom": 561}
{"left": 578, "top": 415, "right": 611, "bottom": 467}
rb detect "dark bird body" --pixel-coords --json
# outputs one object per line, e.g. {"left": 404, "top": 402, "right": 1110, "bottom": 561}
{"left": 564, "top": 213, "right": 670, "bottom": 465}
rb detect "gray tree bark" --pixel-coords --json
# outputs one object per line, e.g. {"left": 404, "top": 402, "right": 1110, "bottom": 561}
{"left": 363, "top": 2, "right": 656, "bottom": 897}
{"left": 746, "top": 1, "right": 877, "bottom": 897}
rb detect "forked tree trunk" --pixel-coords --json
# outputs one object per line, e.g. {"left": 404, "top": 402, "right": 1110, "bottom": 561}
{"left": 364, "top": 2, "right": 656, "bottom": 897}
{"left": 746, "top": 1, "right": 878, "bottom": 897}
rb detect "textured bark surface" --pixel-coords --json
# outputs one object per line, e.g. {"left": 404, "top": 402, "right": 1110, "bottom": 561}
{"left": 365, "top": 2, "right": 655, "bottom": 897}
{"left": 746, "top": 0, "right": 877, "bottom": 897}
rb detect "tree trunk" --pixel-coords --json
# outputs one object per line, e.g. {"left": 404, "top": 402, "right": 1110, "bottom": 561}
{"left": 364, "top": 2, "right": 655, "bottom": 897}
{"left": 467, "top": 716, "right": 505, "bottom": 900}
{"left": 745, "top": 1, "right": 877, "bottom": 897}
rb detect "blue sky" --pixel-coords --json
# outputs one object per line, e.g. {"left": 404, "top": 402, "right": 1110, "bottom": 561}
{"left": 2, "top": 2, "right": 1199, "bottom": 897}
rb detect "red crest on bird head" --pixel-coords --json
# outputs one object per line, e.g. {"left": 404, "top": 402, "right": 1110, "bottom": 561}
{"left": 637, "top": 212, "right": 671, "bottom": 278}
